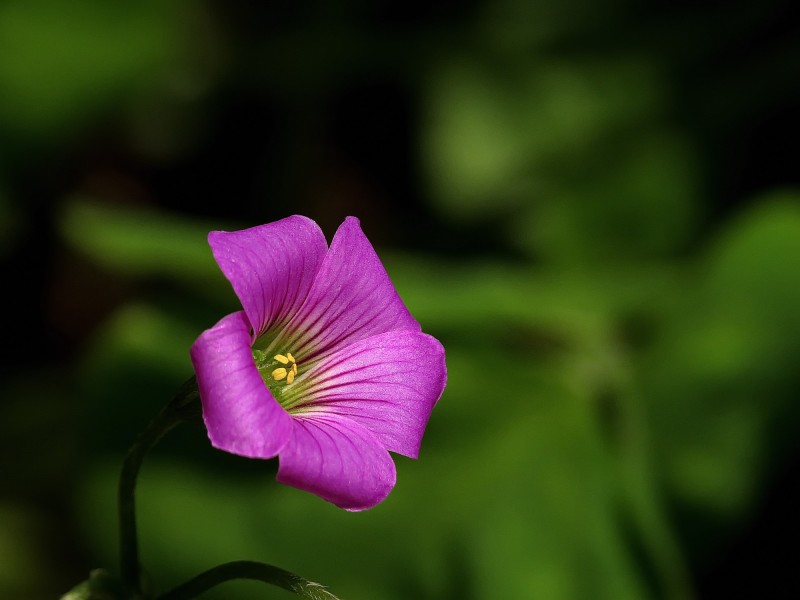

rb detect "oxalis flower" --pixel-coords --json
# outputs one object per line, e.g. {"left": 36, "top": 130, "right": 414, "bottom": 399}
{"left": 190, "top": 216, "right": 446, "bottom": 511}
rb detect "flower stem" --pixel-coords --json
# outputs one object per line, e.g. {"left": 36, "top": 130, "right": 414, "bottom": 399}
{"left": 155, "top": 561, "right": 341, "bottom": 600}
{"left": 118, "top": 377, "right": 200, "bottom": 596}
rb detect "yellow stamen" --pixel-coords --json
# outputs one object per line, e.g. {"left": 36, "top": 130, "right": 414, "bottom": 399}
{"left": 270, "top": 351, "right": 299, "bottom": 385}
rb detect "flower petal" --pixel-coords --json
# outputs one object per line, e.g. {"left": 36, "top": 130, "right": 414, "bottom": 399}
{"left": 294, "top": 330, "right": 446, "bottom": 458}
{"left": 208, "top": 216, "right": 327, "bottom": 337}
{"left": 190, "top": 311, "right": 293, "bottom": 458}
{"left": 277, "top": 413, "right": 397, "bottom": 511}
{"left": 283, "top": 217, "right": 420, "bottom": 362}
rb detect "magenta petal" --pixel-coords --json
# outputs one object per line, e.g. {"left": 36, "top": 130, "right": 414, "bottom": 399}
{"left": 277, "top": 413, "right": 396, "bottom": 511}
{"left": 208, "top": 216, "right": 327, "bottom": 337}
{"left": 286, "top": 217, "right": 421, "bottom": 361}
{"left": 190, "top": 311, "right": 293, "bottom": 458}
{"left": 298, "top": 330, "right": 446, "bottom": 458}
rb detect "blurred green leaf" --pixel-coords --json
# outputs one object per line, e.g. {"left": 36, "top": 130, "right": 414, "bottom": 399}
{"left": 513, "top": 131, "right": 700, "bottom": 262}
{"left": 422, "top": 57, "right": 663, "bottom": 223}
{"left": 0, "top": 503, "right": 41, "bottom": 597}
{"left": 641, "top": 194, "right": 800, "bottom": 520}
{"left": 0, "top": 0, "right": 178, "bottom": 140}
{"left": 84, "top": 303, "right": 198, "bottom": 374}
{"left": 704, "top": 191, "right": 800, "bottom": 333}
{"left": 385, "top": 253, "right": 680, "bottom": 334}
{"left": 58, "top": 197, "right": 222, "bottom": 288}
{"left": 77, "top": 301, "right": 201, "bottom": 455}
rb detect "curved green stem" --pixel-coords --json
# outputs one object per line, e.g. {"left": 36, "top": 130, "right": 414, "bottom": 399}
{"left": 118, "top": 377, "right": 200, "bottom": 596}
{"left": 156, "top": 561, "right": 341, "bottom": 600}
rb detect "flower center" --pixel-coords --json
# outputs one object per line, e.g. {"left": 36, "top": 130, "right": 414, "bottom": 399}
{"left": 253, "top": 348, "right": 297, "bottom": 394}
{"left": 270, "top": 352, "right": 298, "bottom": 385}
{"left": 253, "top": 348, "right": 309, "bottom": 411}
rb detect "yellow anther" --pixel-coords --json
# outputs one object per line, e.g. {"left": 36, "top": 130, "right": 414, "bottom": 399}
{"left": 270, "top": 351, "right": 298, "bottom": 385}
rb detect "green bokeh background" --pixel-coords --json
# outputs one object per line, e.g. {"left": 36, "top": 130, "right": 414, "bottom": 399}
{"left": 1, "top": 1, "right": 799, "bottom": 599}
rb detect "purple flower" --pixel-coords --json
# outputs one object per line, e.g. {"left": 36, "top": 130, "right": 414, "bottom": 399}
{"left": 190, "top": 216, "right": 446, "bottom": 511}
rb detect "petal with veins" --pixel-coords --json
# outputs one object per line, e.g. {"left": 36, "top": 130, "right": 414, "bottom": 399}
{"left": 209, "top": 216, "right": 327, "bottom": 337}
{"left": 285, "top": 217, "right": 421, "bottom": 362}
{"left": 277, "top": 413, "right": 397, "bottom": 511}
{"left": 191, "top": 311, "right": 293, "bottom": 458}
{"left": 296, "top": 330, "right": 446, "bottom": 458}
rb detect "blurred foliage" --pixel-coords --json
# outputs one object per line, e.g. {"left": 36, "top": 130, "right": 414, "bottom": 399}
{"left": 58, "top": 198, "right": 220, "bottom": 288}
{"left": 1, "top": 1, "right": 799, "bottom": 599}
{"left": 0, "top": 0, "right": 178, "bottom": 143}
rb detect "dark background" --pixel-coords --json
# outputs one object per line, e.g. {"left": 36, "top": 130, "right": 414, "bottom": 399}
{"left": 1, "top": 1, "right": 799, "bottom": 598}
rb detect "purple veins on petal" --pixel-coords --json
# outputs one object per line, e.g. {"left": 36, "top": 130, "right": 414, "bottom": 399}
{"left": 294, "top": 330, "right": 446, "bottom": 458}
{"left": 283, "top": 217, "right": 421, "bottom": 363}
{"left": 208, "top": 216, "right": 327, "bottom": 337}
{"left": 190, "top": 311, "right": 293, "bottom": 459}
{"left": 277, "top": 413, "right": 397, "bottom": 511}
